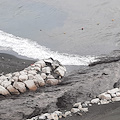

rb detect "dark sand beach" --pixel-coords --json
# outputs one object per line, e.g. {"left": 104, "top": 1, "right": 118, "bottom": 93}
{"left": 0, "top": 52, "right": 120, "bottom": 120}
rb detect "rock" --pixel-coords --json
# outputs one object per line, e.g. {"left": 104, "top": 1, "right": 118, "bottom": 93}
{"left": 98, "top": 93, "right": 111, "bottom": 100}
{"left": 64, "top": 111, "right": 71, "bottom": 117}
{"left": 113, "top": 79, "right": 120, "bottom": 88}
{"left": 5, "top": 73, "right": 12, "bottom": 79}
{"left": 0, "top": 85, "right": 10, "bottom": 95}
{"left": 91, "top": 98, "right": 100, "bottom": 104}
{"left": 44, "top": 58, "right": 53, "bottom": 64}
{"left": 52, "top": 60, "right": 61, "bottom": 69}
{"left": 73, "top": 102, "right": 82, "bottom": 108}
{"left": 54, "top": 66, "right": 66, "bottom": 77}
{"left": 36, "top": 60, "right": 46, "bottom": 68}
{"left": 34, "top": 63, "right": 41, "bottom": 68}
{"left": 1, "top": 80, "right": 11, "bottom": 88}
{"left": 28, "top": 74, "right": 35, "bottom": 80}
{"left": 116, "top": 92, "right": 120, "bottom": 97}
{"left": 20, "top": 70, "right": 27, "bottom": 75}
{"left": 78, "top": 107, "right": 88, "bottom": 112}
{"left": 33, "top": 74, "right": 45, "bottom": 87}
{"left": 19, "top": 74, "right": 28, "bottom": 82}
{"left": 42, "top": 67, "right": 51, "bottom": 74}
{"left": 34, "top": 67, "right": 41, "bottom": 71}
{"left": 13, "top": 72, "right": 20, "bottom": 77}
{"left": 110, "top": 93, "right": 116, "bottom": 98}
{"left": 50, "top": 113, "right": 59, "bottom": 120}
{"left": 41, "top": 73, "right": 47, "bottom": 80}
{"left": 13, "top": 82, "right": 26, "bottom": 93}
{"left": 53, "top": 111, "right": 63, "bottom": 116}
{"left": 100, "top": 99, "right": 110, "bottom": 104}
{"left": 71, "top": 108, "right": 80, "bottom": 113}
{"left": 47, "top": 75, "right": 55, "bottom": 79}
{"left": 7, "top": 85, "right": 20, "bottom": 95}
{"left": 12, "top": 76, "right": 18, "bottom": 81}
{"left": 112, "top": 97, "right": 120, "bottom": 102}
{"left": 28, "top": 70, "right": 37, "bottom": 75}
{"left": 107, "top": 88, "right": 119, "bottom": 94}
{"left": 24, "top": 80, "right": 37, "bottom": 91}
{"left": 46, "top": 79, "right": 59, "bottom": 85}
{"left": 38, "top": 114, "right": 46, "bottom": 119}
{"left": 0, "top": 75, "right": 7, "bottom": 81}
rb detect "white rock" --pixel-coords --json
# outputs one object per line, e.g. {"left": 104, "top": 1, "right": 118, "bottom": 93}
{"left": 0, "top": 76, "right": 7, "bottom": 81}
{"left": 71, "top": 108, "right": 80, "bottom": 113}
{"left": 36, "top": 60, "right": 46, "bottom": 68}
{"left": 5, "top": 73, "right": 12, "bottom": 79}
{"left": 98, "top": 93, "right": 111, "bottom": 100}
{"left": 0, "top": 85, "right": 10, "bottom": 95}
{"left": 110, "top": 93, "right": 116, "bottom": 98}
{"left": 13, "top": 72, "right": 20, "bottom": 77}
{"left": 34, "top": 63, "right": 41, "bottom": 68}
{"left": 41, "top": 73, "right": 47, "bottom": 80}
{"left": 53, "top": 111, "right": 62, "bottom": 116}
{"left": 64, "top": 111, "right": 71, "bottom": 117}
{"left": 116, "top": 92, "right": 120, "bottom": 97}
{"left": 1, "top": 80, "right": 11, "bottom": 88}
{"left": 54, "top": 66, "right": 66, "bottom": 77}
{"left": 38, "top": 114, "right": 46, "bottom": 119}
{"left": 28, "top": 74, "right": 35, "bottom": 80}
{"left": 52, "top": 60, "right": 60, "bottom": 69}
{"left": 33, "top": 74, "right": 45, "bottom": 87}
{"left": 13, "top": 82, "right": 26, "bottom": 93}
{"left": 47, "top": 75, "right": 55, "bottom": 79}
{"left": 42, "top": 67, "right": 51, "bottom": 74}
{"left": 44, "top": 58, "right": 53, "bottom": 64}
{"left": 73, "top": 102, "right": 82, "bottom": 108}
{"left": 12, "top": 76, "right": 18, "bottom": 81}
{"left": 7, "top": 85, "right": 20, "bottom": 95}
{"left": 107, "top": 88, "right": 119, "bottom": 94}
{"left": 112, "top": 97, "right": 120, "bottom": 102}
{"left": 20, "top": 70, "right": 27, "bottom": 75}
{"left": 100, "top": 99, "right": 110, "bottom": 104}
{"left": 91, "top": 98, "right": 100, "bottom": 104}
{"left": 19, "top": 74, "right": 28, "bottom": 81}
{"left": 49, "top": 113, "right": 58, "bottom": 120}
{"left": 28, "top": 70, "right": 37, "bottom": 75}
{"left": 24, "top": 80, "right": 37, "bottom": 91}
{"left": 34, "top": 67, "right": 41, "bottom": 71}
{"left": 78, "top": 107, "right": 88, "bottom": 112}
{"left": 46, "top": 79, "right": 59, "bottom": 85}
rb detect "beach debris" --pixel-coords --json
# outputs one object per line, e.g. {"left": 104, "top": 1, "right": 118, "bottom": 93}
{"left": 0, "top": 58, "right": 66, "bottom": 96}
{"left": 112, "top": 19, "right": 114, "bottom": 21}
{"left": 81, "top": 27, "right": 84, "bottom": 30}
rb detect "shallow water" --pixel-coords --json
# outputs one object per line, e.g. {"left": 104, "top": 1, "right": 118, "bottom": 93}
{"left": 0, "top": 0, "right": 120, "bottom": 62}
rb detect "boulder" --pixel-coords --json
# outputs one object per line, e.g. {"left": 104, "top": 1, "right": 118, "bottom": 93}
{"left": 71, "top": 108, "right": 80, "bottom": 113}
{"left": 34, "top": 67, "right": 41, "bottom": 71}
{"left": 107, "top": 88, "right": 119, "bottom": 94}
{"left": 13, "top": 82, "right": 26, "bottom": 93}
{"left": 24, "top": 80, "right": 37, "bottom": 91}
{"left": 116, "top": 92, "right": 120, "bottom": 97}
{"left": 19, "top": 74, "right": 28, "bottom": 82}
{"left": 73, "top": 102, "right": 82, "bottom": 108}
{"left": 33, "top": 74, "right": 45, "bottom": 87}
{"left": 78, "top": 107, "right": 88, "bottom": 112}
{"left": 20, "top": 70, "right": 27, "bottom": 75}
{"left": 5, "top": 73, "right": 12, "bottom": 79}
{"left": 12, "top": 76, "right": 18, "bottom": 81}
{"left": 98, "top": 93, "right": 111, "bottom": 100}
{"left": 64, "top": 111, "right": 71, "bottom": 117}
{"left": 46, "top": 79, "right": 59, "bottom": 85}
{"left": 28, "top": 70, "right": 37, "bottom": 75}
{"left": 41, "top": 73, "right": 47, "bottom": 80}
{"left": 44, "top": 58, "right": 53, "bottom": 64}
{"left": 42, "top": 67, "right": 51, "bottom": 74}
{"left": 0, "top": 85, "right": 10, "bottom": 95}
{"left": 112, "top": 97, "right": 120, "bottom": 102}
{"left": 36, "top": 60, "right": 46, "bottom": 68}
{"left": 91, "top": 98, "right": 100, "bottom": 104}
{"left": 52, "top": 60, "right": 61, "bottom": 69}
{"left": 1, "top": 80, "right": 11, "bottom": 88}
{"left": 7, "top": 85, "right": 20, "bottom": 95}
{"left": 28, "top": 74, "right": 34, "bottom": 80}
{"left": 100, "top": 99, "right": 110, "bottom": 104}
{"left": 13, "top": 72, "right": 20, "bottom": 77}
{"left": 54, "top": 66, "right": 66, "bottom": 77}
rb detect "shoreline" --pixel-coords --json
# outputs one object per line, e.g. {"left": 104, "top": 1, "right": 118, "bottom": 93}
{"left": 0, "top": 52, "right": 120, "bottom": 120}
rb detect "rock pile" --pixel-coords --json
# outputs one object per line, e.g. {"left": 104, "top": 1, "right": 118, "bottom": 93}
{"left": 27, "top": 87, "right": 120, "bottom": 120}
{"left": 0, "top": 58, "right": 66, "bottom": 96}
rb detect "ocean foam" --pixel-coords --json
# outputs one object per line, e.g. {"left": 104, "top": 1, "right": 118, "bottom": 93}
{"left": 0, "top": 30, "right": 97, "bottom": 65}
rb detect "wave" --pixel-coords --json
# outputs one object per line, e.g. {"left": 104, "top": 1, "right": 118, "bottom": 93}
{"left": 0, "top": 30, "right": 97, "bottom": 65}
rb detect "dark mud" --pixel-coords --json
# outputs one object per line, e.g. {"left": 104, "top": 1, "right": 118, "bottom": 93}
{"left": 0, "top": 51, "right": 120, "bottom": 120}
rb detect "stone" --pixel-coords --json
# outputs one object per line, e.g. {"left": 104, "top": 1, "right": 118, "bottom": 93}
{"left": 54, "top": 66, "right": 66, "bottom": 77}
{"left": 100, "top": 99, "right": 110, "bottom": 104}
{"left": 24, "top": 80, "right": 37, "bottom": 91}
{"left": 64, "top": 111, "right": 71, "bottom": 117}
{"left": 50, "top": 113, "right": 59, "bottom": 120}
{"left": 42, "top": 67, "right": 51, "bottom": 74}
{"left": 46, "top": 79, "right": 59, "bottom": 85}
{"left": 112, "top": 97, "right": 120, "bottom": 102}
{"left": 110, "top": 93, "right": 116, "bottom": 98}
{"left": 34, "top": 67, "right": 41, "bottom": 71}
{"left": 41, "top": 73, "right": 47, "bottom": 80}
{"left": 13, "top": 82, "right": 26, "bottom": 93}
{"left": 1, "top": 80, "right": 11, "bottom": 88}
{"left": 28, "top": 70, "right": 37, "bottom": 75}
{"left": 53, "top": 111, "right": 63, "bottom": 116}
{"left": 7, "top": 85, "right": 20, "bottom": 95}
{"left": 5, "top": 73, "right": 12, "bottom": 79}
{"left": 98, "top": 93, "right": 111, "bottom": 100}
{"left": 0, "top": 85, "right": 10, "bottom": 95}
{"left": 12, "top": 76, "right": 18, "bottom": 81}
{"left": 33, "top": 74, "right": 45, "bottom": 87}
{"left": 19, "top": 74, "right": 28, "bottom": 81}
{"left": 47, "top": 75, "right": 55, "bottom": 79}
{"left": 116, "top": 92, "right": 120, "bottom": 97}
{"left": 20, "top": 70, "right": 27, "bottom": 75}
{"left": 73, "top": 102, "right": 82, "bottom": 108}
{"left": 13, "top": 72, "right": 20, "bottom": 77}
{"left": 38, "top": 114, "right": 46, "bottom": 119}
{"left": 0, "top": 75, "right": 7, "bottom": 81}
{"left": 91, "top": 98, "right": 100, "bottom": 104}
{"left": 34, "top": 63, "right": 41, "bottom": 68}
{"left": 107, "top": 88, "right": 119, "bottom": 94}
{"left": 36, "top": 60, "right": 46, "bottom": 68}
{"left": 71, "top": 108, "right": 80, "bottom": 113}
{"left": 78, "top": 107, "right": 88, "bottom": 112}
{"left": 52, "top": 60, "right": 61, "bottom": 69}
{"left": 28, "top": 74, "right": 35, "bottom": 80}
{"left": 44, "top": 58, "right": 53, "bottom": 64}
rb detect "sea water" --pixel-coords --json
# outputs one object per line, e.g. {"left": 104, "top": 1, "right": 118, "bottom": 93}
{"left": 0, "top": 0, "right": 120, "bottom": 66}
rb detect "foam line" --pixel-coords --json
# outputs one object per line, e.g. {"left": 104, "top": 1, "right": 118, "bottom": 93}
{"left": 0, "top": 30, "right": 97, "bottom": 65}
